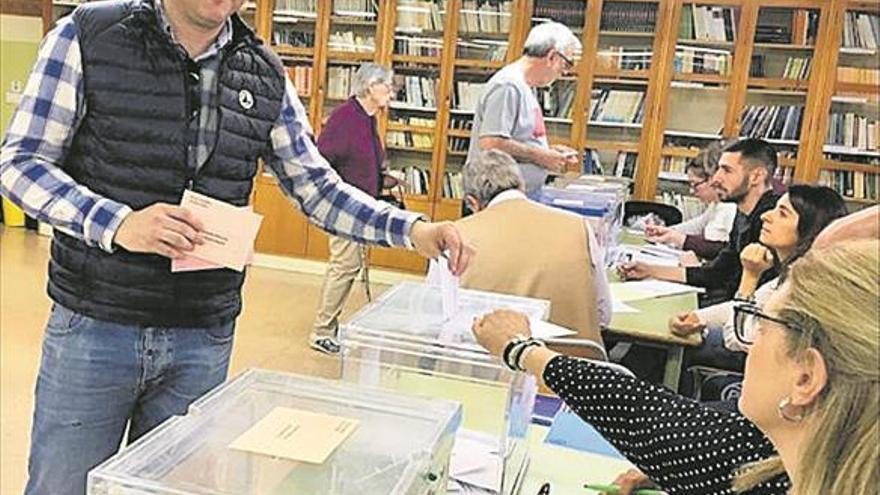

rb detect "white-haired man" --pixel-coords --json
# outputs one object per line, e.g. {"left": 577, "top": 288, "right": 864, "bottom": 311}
{"left": 466, "top": 21, "right": 581, "bottom": 197}
{"left": 454, "top": 149, "right": 611, "bottom": 348}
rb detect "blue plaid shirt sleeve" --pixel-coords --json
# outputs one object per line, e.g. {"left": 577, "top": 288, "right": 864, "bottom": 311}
{"left": 0, "top": 17, "right": 132, "bottom": 253}
{"left": 265, "top": 76, "right": 421, "bottom": 248}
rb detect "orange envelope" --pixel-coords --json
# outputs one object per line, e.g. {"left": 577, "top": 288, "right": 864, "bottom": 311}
{"left": 178, "top": 190, "right": 263, "bottom": 272}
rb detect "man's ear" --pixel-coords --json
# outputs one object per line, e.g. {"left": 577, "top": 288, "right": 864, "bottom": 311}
{"left": 789, "top": 347, "right": 828, "bottom": 409}
{"left": 465, "top": 195, "right": 481, "bottom": 213}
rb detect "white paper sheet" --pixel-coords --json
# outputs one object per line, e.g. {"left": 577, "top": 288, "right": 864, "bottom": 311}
{"left": 611, "top": 280, "right": 705, "bottom": 303}
{"left": 449, "top": 429, "right": 502, "bottom": 493}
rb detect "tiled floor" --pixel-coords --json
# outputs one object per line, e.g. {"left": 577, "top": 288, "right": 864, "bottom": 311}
{"left": 0, "top": 226, "right": 391, "bottom": 494}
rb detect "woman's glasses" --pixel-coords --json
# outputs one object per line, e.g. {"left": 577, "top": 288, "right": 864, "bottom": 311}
{"left": 732, "top": 302, "right": 806, "bottom": 346}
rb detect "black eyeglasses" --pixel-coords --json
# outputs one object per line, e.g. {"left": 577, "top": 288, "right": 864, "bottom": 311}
{"left": 556, "top": 51, "right": 575, "bottom": 71}
{"left": 688, "top": 179, "right": 708, "bottom": 192}
{"left": 732, "top": 303, "right": 804, "bottom": 346}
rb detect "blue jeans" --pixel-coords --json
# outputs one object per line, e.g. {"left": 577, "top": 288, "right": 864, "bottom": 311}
{"left": 24, "top": 304, "right": 235, "bottom": 495}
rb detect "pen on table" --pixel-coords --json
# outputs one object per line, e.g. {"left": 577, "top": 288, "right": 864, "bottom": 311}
{"left": 537, "top": 481, "right": 551, "bottom": 495}
{"left": 584, "top": 483, "right": 666, "bottom": 495}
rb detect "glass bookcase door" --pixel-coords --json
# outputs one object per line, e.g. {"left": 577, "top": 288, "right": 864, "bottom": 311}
{"left": 328, "top": 0, "right": 380, "bottom": 56}
{"left": 271, "top": 0, "right": 318, "bottom": 54}
{"left": 393, "top": 0, "right": 447, "bottom": 63}
{"left": 454, "top": 0, "right": 513, "bottom": 63}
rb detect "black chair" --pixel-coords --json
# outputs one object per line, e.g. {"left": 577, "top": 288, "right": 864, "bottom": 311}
{"left": 624, "top": 200, "right": 683, "bottom": 227}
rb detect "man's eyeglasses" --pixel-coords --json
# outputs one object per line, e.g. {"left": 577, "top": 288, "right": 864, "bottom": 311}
{"left": 732, "top": 303, "right": 804, "bottom": 346}
{"left": 556, "top": 51, "right": 575, "bottom": 72}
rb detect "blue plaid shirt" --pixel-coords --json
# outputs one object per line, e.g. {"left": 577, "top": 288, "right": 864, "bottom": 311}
{"left": 0, "top": 7, "right": 418, "bottom": 253}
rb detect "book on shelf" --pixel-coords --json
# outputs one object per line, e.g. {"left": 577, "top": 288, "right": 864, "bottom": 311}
{"left": 387, "top": 131, "right": 434, "bottom": 150}
{"left": 452, "top": 81, "right": 486, "bottom": 112}
{"left": 386, "top": 166, "right": 430, "bottom": 195}
{"left": 613, "top": 152, "right": 637, "bottom": 178}
{"left": 443, "top": 171, "right": 464, "bottom": 199}
{"left": 394, "top": 36, "right": 443, "bottom": 57}
{"left": 837, "top": 67, "right": 880, "bottom": 86}
{"left": 393, "top": 75, "right": 439, "bottom": 109}
{"left": 287, "top": 66, "right": 313, "bottom": 94}
{"left": 332, "top": 0, "right": 379, "bottom": 17}
{"left": 327, "top": 66, "right": 357, "bottom": 99}
{"left": 589, "top": 89, "right": 645, "bottom": 124}
{"left": 448, "top": 136, "right": 470, "bottom": 153}
{"left": 780, "top": 56, "right": 811, "bottom": 80}
{"left": 819, "top": 170, "right": 879, "bottom": 202}
{"left": 328, "top": 31, "right": 375, "bottom": 52}
{"left": 458, "top": 0, "right": 512, "bottom": 34}
{"left": 843, "top": 11, "right": 880, "bottom": 50}
{"left": 532, "top": 0, "right": 586, "bottom": 28}
{"left": 274, "top": 0, "right": 317, "bottom": 15}
{"left": 600, "top": 2, "right": 657, "bottom": 33}
{"left": 660, "top": 156, "right": 692, "bottom": 177}
{"left": 680, "top": 4, "right": 737, "bottom": 43}
{"left": 658, "top": 191, "right": 706, "bottom": 222}
{"left": 674, "top": 45, "right": 731, "bottom": 75}
{"left": 755, "top": 8, "right": 799, "bottom": 45}
{"left": 739, "top": 105, "right": 804, "bottom": 141}
{"left": 774, "top": 164, "right": 795, "bottom": 186}
{"left": 456, "top": 39, "right": 508, "bottom": 62}
{"left": 596, "top": 46, "right": 653, "bottom": 72}
{"left": 826, "top": 112, "right": 880, "bottom": 152}
{"left": 389, "top": 116, "right": 437, "bottom": 128}
{"left": 273, "top": 28, "right": 315, "bottom": 47}
{"left": 396, "top": 0, "right": 443, "bottom": 32}
{"left": 449, "top": 115, "right": 474, "bottom": 131}
{"left": 536, "top": 81, "right": 576, "bottom": 119}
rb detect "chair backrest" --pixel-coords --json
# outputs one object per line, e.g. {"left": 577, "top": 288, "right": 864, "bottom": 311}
{"left": 624, "top": 200, "right": 683, "bottom": 227}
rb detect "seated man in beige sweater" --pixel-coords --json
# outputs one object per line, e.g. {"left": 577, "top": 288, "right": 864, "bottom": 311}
{"left": 456, "top": 149, "right": 611, "bottom": 349}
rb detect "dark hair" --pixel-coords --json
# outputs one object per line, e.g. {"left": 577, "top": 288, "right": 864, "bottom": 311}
{"left": 684, "top": 141, "right": 727, "bottom": 179}
{"left": 778, "top": 184, "right": 848, "bottom": 279}
{"left": 722, "top": 138, "right": 778, "bottom": 182}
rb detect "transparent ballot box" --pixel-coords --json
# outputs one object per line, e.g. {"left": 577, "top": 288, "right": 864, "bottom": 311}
{"left": 538, "top": 177, "right": 628, "bottom": 265}
{"left": 88, "top": 369, "right": 462, "bottom": 495}
{"left": 339, "top": 282, "right": 550, "bottom": 494}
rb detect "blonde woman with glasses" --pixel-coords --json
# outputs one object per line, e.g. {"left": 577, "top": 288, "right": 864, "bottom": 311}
{"left": 473, "top": 240, "right": 878, "bottom": 494}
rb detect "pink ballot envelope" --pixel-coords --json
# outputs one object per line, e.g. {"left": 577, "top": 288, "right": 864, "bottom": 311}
{"left": 175, "top": 190, "right": 263, "bottom": 272}
{"left": 172, "top": 204, "right": 256, "bottom": 273}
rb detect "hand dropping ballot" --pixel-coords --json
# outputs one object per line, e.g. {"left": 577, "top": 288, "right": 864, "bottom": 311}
{"left": 174, "top": 190, "right": 262, "bottom": 272}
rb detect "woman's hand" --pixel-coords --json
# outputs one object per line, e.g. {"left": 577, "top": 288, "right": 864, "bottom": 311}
{"left": 646, "top": 224, "right": 686, "bottom": 248}
{"left": 472, "top": 310, "right": 531, "bottom": 357}
{"left": 740, "top": 243, "right": 774, "bottom": 276}
{"left": 668, "top": 311, "right": 705, "bottom": 337}
{"left": 602, "top": 468, "right": 660, "bottom": 495}
{"left": 679, "top": 250, "right": 701, "bottom": 267}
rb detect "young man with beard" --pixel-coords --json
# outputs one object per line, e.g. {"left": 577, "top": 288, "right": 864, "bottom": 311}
{"left": 619, "top": 138, "right": 781, "bottom": 301}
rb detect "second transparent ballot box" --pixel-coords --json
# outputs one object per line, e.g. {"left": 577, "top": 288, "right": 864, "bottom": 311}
{"left": 88, "top": 369, "right": 462, "bottom": 495}
{"left": 339, "top": 282, "right": 551, "bottom": 494}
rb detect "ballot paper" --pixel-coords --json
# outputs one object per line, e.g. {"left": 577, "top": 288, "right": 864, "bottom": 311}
{"left": 173, "top": 203, "right": 256, "bottom": 272}
{"left": 615, "top": 244, "right": 681, "bottom": 267}
{"left": 179, "top": 190, "right": 263, "bottom": 272}
{"left": 611, "top": 298, "right": 641, "bottom": 314}
{"left": 448, "top": 429, "right": 503, "bottom": 493}
{"left": 427, "top": 256, "right": 460, "bottom": 323}
{"left": 611, "top": 280, "right": 705, "bottom": 303}
{"left": 228, "top": 407, "right": 358, "bottom": 464}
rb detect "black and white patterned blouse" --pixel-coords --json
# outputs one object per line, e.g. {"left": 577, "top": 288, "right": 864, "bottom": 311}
{"left": 543, "top": 356, "right": 791, "bottom": 495}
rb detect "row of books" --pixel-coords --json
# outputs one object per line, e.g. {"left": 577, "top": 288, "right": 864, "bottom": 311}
{"left": 536, "top": 82, "right": 576, "bottom": 120}
{"left": 452, "top": 81, "right": 486, "bottom": 112}
{"left": 327, "top": 31, "right": 374, "bottom": 52}
{"left": 327, "top": 66, "right": 357, "bottom": 99}
{"left": 611, "top": 152, "right": 637, "bottom": 179}
{"left": 780, "top": 56, "right": 812, "bottom": 80}
{"left": 674, "top": 45, "right": 730, "bottom": 76}
{"left": 739, "top": 105, "right": 804, "bottom": 141}
{"left": 658, "top": 191, "right": 706, "bottom": 222}
{"left": 394, "top": 36, "right": 443, "bottom": 57}
{"left": 753, "top": 9, "right": 820, "bottom": 45}
{"left": 458, "top": 0, "right": 513, "bottom": 33}
{"left": 596, "top": 46, "right": 652, "bottom": 72}
{"left": 456, "top": 40, "right": 508, "bottom": 62}
{"left": 443, "top": 172, "right": 464, "bottom": 199}
{"left": 843, "top": 11, "right": 880, "bottom": 50}
{"left": 286, "top": 65, "right": 313, "bottom": 94}
{"left": 272, "top": 27, "right": 315, "bottom": 47}
{"left": 660, "top": 156, "right": 692, "bottom": 178}
{"left": 389, "top": 116, "right": 437, "bottom": 128}
{"left": 837, "top": 67, "right": 880, "bottom": 86}
{"left": 395, "top": 0, "right": 444, "bottom": 32}
{"left": 599, "top": 2, "right": 657, "bottom": 33}
{"left": 680, "top": 5, "right": 737, "bottom": 43}
{"left": 532, "top": 1, "right": 585, "bottom": 28}
{"left": 332, "top": 0, "right": 379, "bottom": 17}
{"left": 448, "top": 136, "right": 470, "bottom": 153}
{"left": 449, "top": 115, "right": 474, "bottom": 131}
{"left": 826, "top": 113, "right": 879, "bottom": 152}
{"left": 819, "top": 170, "right": 879, "bottom": 201}
{"left": 394, "top": 75, "right": 440, "bottom": 109}
{"left": 387, "top": 131, "right": 434, "bottom": 150}
{"left": 274, "top": 0, "right": 316, "bottom": 15}
{"left": 589, "top": 89, "right": 645, "bottom": 124}
{"left": 386, "top": 166, "right": 431, "bottom": 195}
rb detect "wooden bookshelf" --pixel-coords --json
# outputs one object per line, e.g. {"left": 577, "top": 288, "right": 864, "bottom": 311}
{"left": 41, "top": 0, "right": 879, "bottom": 273}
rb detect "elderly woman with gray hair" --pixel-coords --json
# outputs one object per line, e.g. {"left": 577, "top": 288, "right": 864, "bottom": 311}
{"left": 310, "top": 62, "right": 399, "bottom": 354}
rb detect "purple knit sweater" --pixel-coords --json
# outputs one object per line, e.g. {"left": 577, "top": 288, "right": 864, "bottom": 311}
{"left": 316, "top": 97, "right": 384, "bottom": 198}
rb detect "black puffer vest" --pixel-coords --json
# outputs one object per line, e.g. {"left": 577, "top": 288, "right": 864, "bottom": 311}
{"left": 48, "top": 0, "right": 285, "bottom": 327}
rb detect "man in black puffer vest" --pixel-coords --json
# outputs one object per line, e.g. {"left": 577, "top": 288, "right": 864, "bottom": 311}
{"left": 0, "top": 1, "right": 472, "bottom": 493}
